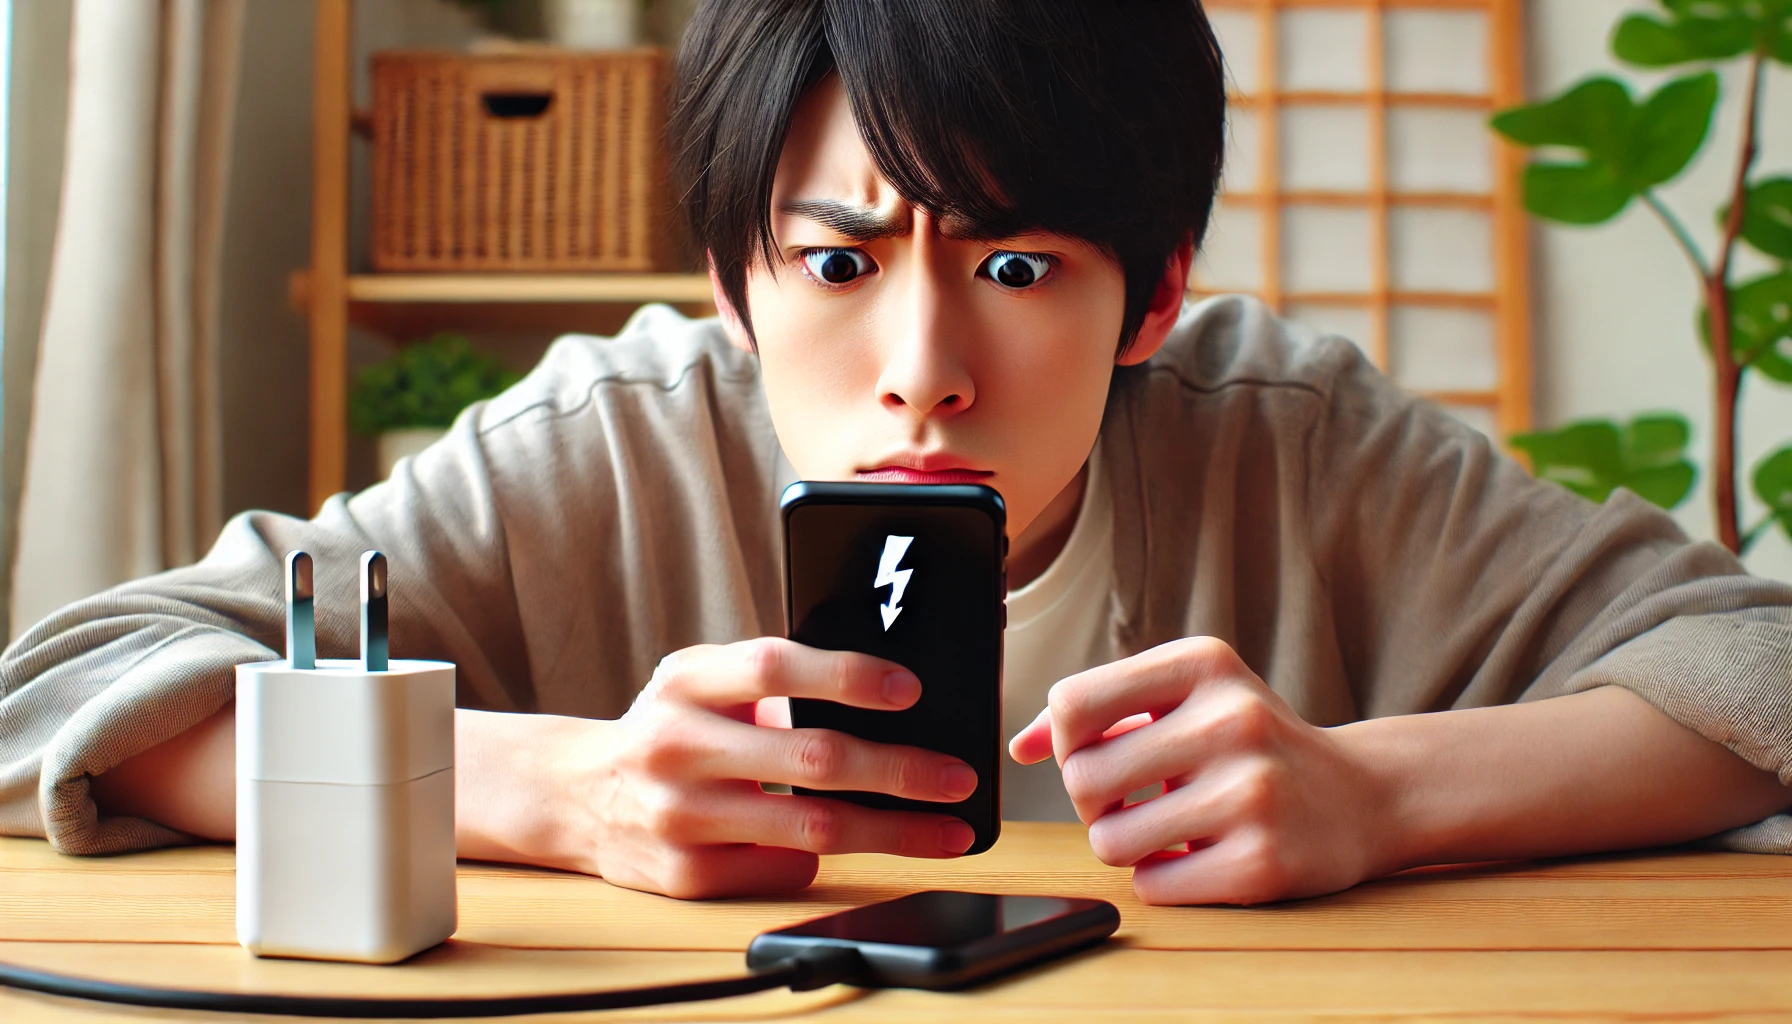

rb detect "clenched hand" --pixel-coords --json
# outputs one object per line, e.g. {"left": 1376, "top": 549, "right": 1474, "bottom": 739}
{"left": 1009, "top": 637, "right": 1398, "bottom": 905}
{"left": 559, "top": 638, "right": 979, "bottom": 898}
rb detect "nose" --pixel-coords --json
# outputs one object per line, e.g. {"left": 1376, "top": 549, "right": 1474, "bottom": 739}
{"left": 874, "top": 217, "right": 976, "bottom": 419}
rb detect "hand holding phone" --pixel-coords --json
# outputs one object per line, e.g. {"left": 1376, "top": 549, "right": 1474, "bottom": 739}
{"left": 782, "top": 482, "right": 1007, "bottom": 854}
{"left": 576, "top": 638, "right": 981, "bottom": 900}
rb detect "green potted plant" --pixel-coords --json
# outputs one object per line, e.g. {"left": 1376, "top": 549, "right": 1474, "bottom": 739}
{"left": 349, "top": 333, "right": 522, "bottom": 479}
{"left": 1491, "top": 0, "right": 1792, "bottom": 557}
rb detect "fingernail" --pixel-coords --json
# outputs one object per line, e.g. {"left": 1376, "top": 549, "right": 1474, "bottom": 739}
{"left": 883, "top": 669, "right": 921, "bottom": 706}
{"left": 941, "top": 763, "right": 978, "bottom": 799}
{"left": 939, "top": 820, "right": 975, "bottom": 854}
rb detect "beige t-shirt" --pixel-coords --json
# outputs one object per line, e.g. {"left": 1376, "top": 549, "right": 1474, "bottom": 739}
{"left": 5, "top": 299, "right": 1792, "bottom": 857}
{"left": 1002, "top": 446, "right": 1118, "bottom": 822}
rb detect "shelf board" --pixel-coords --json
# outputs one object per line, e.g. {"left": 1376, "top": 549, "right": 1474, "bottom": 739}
{"left": 291, "top": 271, "right": 713, "bottom": 306}
{"left": 289, "top": 271, "right": 716, "bottom": 340}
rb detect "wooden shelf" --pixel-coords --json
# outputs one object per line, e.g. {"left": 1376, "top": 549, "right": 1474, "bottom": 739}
{"left": 290, "top": 271, "right": 712, "bottom": 305}
{"left": 289, "top": 271, "right": 715, "bottom": 341}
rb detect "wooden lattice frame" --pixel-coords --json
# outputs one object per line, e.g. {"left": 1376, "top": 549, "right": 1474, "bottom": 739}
{"left": 1191, "top": 0, "right": 1531, "bottom": 437}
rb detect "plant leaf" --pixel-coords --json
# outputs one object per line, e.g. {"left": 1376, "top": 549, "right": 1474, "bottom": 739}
{"left": 1628, "top": 71, "right": 1719, "bottom": 184}
{"left": 347, "top": 332, "right": 522, "bottom": 435}
{"left": 1493, "top": 73, "right": 1715, "bottom": 225}
{"left": 1626, "top": 413, "right": 1693, "bottom": 464}
{"left": 1511, "top": 421, "right": 1626, "bottom": 502}
{"left": 1731, "top": 270, "right": 1792, "bottom": 382}
{"left": 1626, "top": 463, "right": 1698, "bottom": 508}
{"left": 1614, "top": 3, "right": 1767, "bottom": 67}
{"left": 1490, "top": 77, "right": 1631, "bottom": 158}
{"left": 1614, "top": 14, "right": 1731, "bottom": 65}
{"left": 1753, "top": 446, "right": 1792, "bottom": 542}
{"left": 1511, "top": 414, "right": 1697, "bottom": 510}
{"left": 1521, "top": 162, "right": 1635, "bottom": 224}
{"left": 1738, "top": 177, "right": 1792, "bottom": 259}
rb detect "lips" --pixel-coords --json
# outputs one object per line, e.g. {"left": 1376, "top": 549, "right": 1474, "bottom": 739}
{"left": 856, "top": 467, "right": 995, "bottom": 485}
{"left": 856, "top": 453, "right": 994, "bottom": 485}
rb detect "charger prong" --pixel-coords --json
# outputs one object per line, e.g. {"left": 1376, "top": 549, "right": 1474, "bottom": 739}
{"left": 285, "top": 551, "right": 316, "bottom": 670}
{"left": 361, "top": 550, "right": 389, "bottom": 672}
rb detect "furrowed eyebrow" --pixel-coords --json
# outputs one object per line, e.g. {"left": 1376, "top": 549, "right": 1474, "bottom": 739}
{"left": 779, "top": 199, "right": 910, "bottom": 242}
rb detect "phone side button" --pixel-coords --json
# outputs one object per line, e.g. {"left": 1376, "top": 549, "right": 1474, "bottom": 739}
{"left": 1001, "top": 602, "right": 1007, "bottom": 629}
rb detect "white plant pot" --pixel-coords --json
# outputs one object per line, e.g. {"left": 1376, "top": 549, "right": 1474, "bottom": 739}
{"left": 545, "top": 0, "right": 640, "bottom": 50}
{"left": 377, "top": 428, "right": 448, "bottom": 481}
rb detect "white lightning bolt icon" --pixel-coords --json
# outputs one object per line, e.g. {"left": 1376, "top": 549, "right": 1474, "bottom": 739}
{"left": 874, "top": 535, "right": 915, "bottom": 631}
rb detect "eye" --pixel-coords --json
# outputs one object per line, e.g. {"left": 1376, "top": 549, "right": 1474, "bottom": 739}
{"left": 800, "top": 247, "right": 876, "bottom": 287}
{"left": 980, "top": 251, "right": 1054, "bottom": 290}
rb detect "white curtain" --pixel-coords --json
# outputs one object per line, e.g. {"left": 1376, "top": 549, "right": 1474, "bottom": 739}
{"left": 9, "top": 0, "right": 244, "bottom": 636}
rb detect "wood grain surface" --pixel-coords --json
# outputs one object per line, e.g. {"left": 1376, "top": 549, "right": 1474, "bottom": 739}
{"left": 4, "top": 822, "right": 1791, "bottom": 1021}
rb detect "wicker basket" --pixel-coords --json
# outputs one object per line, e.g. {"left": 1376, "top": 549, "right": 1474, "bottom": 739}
{"left": 370, "top": 49, "right": 675, "bottom": 273}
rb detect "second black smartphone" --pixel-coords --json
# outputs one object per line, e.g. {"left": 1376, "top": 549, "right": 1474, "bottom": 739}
{"left": 747, "top": 890, "right": 1119, "bottom": 989}
{"left": 780, "top": 481, "right": 1006, "bottom": 854}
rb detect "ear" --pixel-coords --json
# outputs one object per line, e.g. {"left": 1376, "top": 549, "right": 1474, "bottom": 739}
{"left": 1115, "top": 236, "right": 1194, "bottom": 367}
{"left": 708, "top": 259, "right": 754, "bottom": 353}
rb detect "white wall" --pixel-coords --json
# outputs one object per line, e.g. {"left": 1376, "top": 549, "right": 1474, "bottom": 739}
{"left": 1527, "top": 0, "right": 1792, "bottom": 581}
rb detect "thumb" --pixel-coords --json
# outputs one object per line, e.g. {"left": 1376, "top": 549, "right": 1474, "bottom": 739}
{"left": 1008, "top": 706, "right": 1055, "bottom": 765}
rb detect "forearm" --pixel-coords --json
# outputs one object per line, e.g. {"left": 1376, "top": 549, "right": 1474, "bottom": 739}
{"left": 89, "top": 702, "right": 239, "bottom": 841}
{"left": 453, "top": 708, "right": 607, "bottom": 872}
{"left": 91, "top": 704, "right": 606, "bottom": 872}
{"left": 1345, "top": 685, "right": 1792, "bottom": 871}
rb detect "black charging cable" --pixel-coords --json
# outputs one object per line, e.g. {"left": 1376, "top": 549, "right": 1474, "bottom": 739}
{"left": 0, "top": 945, "right": 863, "bottom": 1018}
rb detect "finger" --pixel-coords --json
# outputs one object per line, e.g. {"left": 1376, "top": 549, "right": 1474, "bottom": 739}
{"left": 756, "top": 720, "right": 982, "bottom": 799}
{"left": 754, "top": 696, "right": 792, "bottom": 729}
{"left": 1009, "top": 707, "right": 1053, "bottom": 765}
{"left": 655, "top": 710, "right": 975, "bottom": 800}
{"left": 664, "top": 783, "right": 977, "bottom": 857}
{"left": 604, "top": 842, "right": 821, "bottom": 901}
{"left": 652, "top": 638, "right": 921, "bottom": 712}
{"left": 1060, "top": 728, "right": 1186, "bottom": 825}
{"left": 1131, "top": 830, "right": 1294, "bottom": 906}
{"left": 1049, "top": 637, "right": 1244, "bottom": 763}
{"left": 1102, "top": 712, "right": 1156, "bottom": 740}
{"left": 1060, "top": 704, "right": 1232, "bottom": 818}
{"left": 1011, "top": 708, "right": 1154, "bottom": 767}
{"left": 1083, "top": 768, "right": 1247, "bottom": 867}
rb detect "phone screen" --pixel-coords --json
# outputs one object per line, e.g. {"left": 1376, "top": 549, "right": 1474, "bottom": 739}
{"left": 781, "top": 482, "right": 1005, "bottom": 853}
{"left": 774, "top": 891, "right": 1092, "bottom": 947}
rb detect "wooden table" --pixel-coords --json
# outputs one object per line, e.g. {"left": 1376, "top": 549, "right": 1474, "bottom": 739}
{"left": 4, "top": 822, "right": 1791, "bottom": 1021}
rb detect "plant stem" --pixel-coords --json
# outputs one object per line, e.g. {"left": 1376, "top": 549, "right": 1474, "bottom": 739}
{"left": 1707, "top": 47, "right": 1767, "bottom": 556}
{"left": 1641, "top": 192, "right": 1711, "bottom": 279}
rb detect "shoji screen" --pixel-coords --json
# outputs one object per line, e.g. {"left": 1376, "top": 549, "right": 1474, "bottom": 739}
{"left": 1193, "top": 0, "right": 1530, "bottom": 439}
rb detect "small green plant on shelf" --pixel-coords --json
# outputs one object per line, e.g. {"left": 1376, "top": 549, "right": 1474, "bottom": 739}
{"left": 349, "top": 333, "right": 522, "bottom": 436}
{"left": 1490, "top": 0, "right": 1792, "bottom": 555}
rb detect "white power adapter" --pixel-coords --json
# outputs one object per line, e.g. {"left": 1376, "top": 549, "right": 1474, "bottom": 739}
{"left": 235, "top": 550, "right": 458, "bottom": 963}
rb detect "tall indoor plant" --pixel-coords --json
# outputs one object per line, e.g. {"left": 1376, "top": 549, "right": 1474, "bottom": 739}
{"left": 1492, "top": 0, "right": 1792, "bottom": 555}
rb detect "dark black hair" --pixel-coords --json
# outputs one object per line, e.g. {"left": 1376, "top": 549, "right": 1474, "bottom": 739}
{"left": 668, "top": 0, "right": 1227, "bottom": 354}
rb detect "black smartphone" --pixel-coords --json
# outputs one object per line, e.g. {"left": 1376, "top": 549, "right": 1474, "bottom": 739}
{"left": 780, "top": 481, "right": 1006, "bottom": 854}
{"left": 746, "top": 890, "right": 1119, "bottom": 990}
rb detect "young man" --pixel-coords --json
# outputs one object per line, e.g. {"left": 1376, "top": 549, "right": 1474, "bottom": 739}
{"left": 4, "top": 0, "right": 1791, "bottom": 905}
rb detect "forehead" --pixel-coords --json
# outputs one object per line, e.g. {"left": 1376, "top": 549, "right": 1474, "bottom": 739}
{"left": 770, "top": 76, "right": 1002, "bottom": 243}
{"left": 774, "top": 76, "right": 892, "bottom": 206}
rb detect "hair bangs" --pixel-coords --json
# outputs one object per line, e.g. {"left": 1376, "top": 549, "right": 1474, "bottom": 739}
{"left": 670, "top": 0, "right": 1229, "bottom": 351}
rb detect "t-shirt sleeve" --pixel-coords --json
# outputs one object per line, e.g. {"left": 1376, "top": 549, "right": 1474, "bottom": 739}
{"left": 1301, "top": 337, "right": 1792, "bottom": 850}
{"left": 0, "top": 309, "right": 782, "bottom": 858}
{"left": 0, "top": 405, "right": 532, "bottom": 855}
